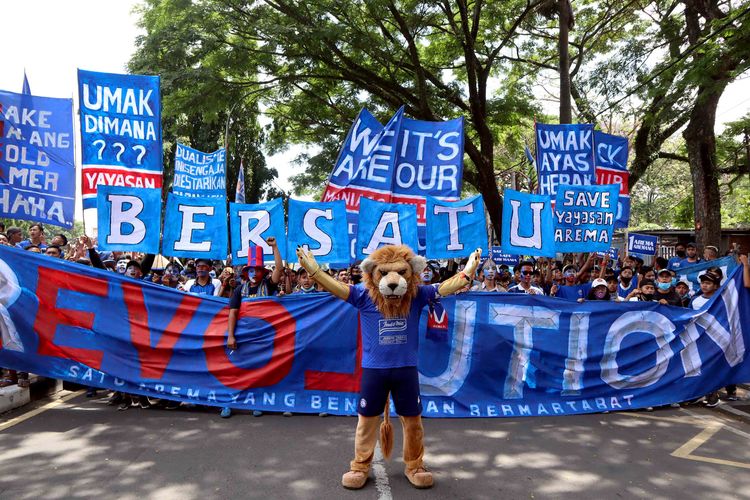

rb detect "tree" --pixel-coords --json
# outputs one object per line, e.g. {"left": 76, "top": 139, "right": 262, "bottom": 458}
{"left": 128, "top": 0, "right": 281, "bottom": 204}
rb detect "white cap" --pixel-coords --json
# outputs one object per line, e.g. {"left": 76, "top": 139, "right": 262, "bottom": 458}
{"left": 591, "top": 278, "right": 608, "bottom": 288}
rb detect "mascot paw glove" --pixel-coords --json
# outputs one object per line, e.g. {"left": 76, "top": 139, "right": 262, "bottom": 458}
{"left": 296, "top": 246, "right": 321, "bottom": 276}
{"left": 462, "top": 248, "right": 483, "bottom": 278}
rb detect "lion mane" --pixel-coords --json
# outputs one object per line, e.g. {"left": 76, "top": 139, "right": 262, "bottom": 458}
{"left": 360, "top": 245, "right": 427, "bottom": 319}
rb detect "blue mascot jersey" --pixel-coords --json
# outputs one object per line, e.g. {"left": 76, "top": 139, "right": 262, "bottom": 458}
{"left": 346, "top": 283, "right": 438, "bottom": 369}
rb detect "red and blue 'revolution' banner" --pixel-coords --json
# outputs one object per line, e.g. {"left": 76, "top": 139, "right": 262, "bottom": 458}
{"left": 1, "top": 245, "right": 749, "bottom": 418}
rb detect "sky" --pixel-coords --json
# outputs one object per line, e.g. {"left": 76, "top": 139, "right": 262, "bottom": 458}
{"left": 2, "top": 0, "right": 748, "bottom": 224}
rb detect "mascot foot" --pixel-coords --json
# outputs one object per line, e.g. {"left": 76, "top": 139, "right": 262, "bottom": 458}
{"left": 342, "top": 470, "right": 369, "bottom": 489}
{"left": 405, "top": 467, "right": 433, "bottom": 489}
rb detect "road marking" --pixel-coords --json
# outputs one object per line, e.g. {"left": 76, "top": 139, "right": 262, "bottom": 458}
{"left": 622, "top": 409, "right": 750, "bottom": 470}
{"left": 372, "top": 442, "right": 393, "bottom": 500}
{"left": 0, "top": 390, "right": 84, "bottom": 433}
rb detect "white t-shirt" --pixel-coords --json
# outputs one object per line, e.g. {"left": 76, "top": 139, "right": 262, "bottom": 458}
{"left": 690, "top": 294, "right": 712, "bottom": 310}
{"left": 183, "top": 278, "right": 222, "bottom": 296}
{"left": 508, "top": 284, "right": 545, "bottom": 295}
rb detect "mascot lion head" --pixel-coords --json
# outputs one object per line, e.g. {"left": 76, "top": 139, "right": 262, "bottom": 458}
{"left": 360, "top": 245, "right": 427, "bottom": 318}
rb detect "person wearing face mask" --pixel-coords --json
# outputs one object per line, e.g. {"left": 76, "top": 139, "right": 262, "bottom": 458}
{"left": 653, "top": 269, "right": 683, "bottom": 306}
{"left": 579, "top": 278, "right": 610, "bottom": 302}
{"left": 349, "top": 265, "right": 363, "bottom": 285}
{"left": 183, "top": 258, "right": 222, "bottom": 296}
{"left": 668, "top": 243, "right": 687, "bottom": 270}
{"left": 294, "top": 268, "right": 317, "bottom": 293}
{"left": 605, "top": 276, "right": 622, "bottom": 301}
{"left": 616, "top": 265, "right": 638, "bottom": 299}
{"left": 674, "top": 281, "right": 691, "bottom": 307}
{"left": 626, "top": 280, "right": 657, "bottom": 302}
{"left": 225, "top": 237, "right": 284, "bottom": 418}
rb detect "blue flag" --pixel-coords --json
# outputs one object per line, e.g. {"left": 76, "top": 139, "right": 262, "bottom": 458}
{"left": 96, "top": 186, "right": 161, "bottom": 254}
{"left": 172, "top": 144, "right": 226, "bottom": 198}
{"left": 0, "top": 89, "right": 75, "bottom": 228}
{"left": 162, "top": 193, "right": 228, "bottom": 259}
{"left": 286, "top": 199, "right": 350, "bottom": 264}
{"left": 21, "top": 71, "right": 31, "bottom": 94}
{"left": 78, "top": 69, "right": 163, "bottom": 209}
{"left": 2, "top": 246, "right": 749, "bottom": 417}
{"left": 676, "top": 256, "right": 739, "bottom": 294}
{"left": 426, "top": 195, "right": 487, "bottom": 259}
{"left": 501, "top": 189, "right": 556, "bottom": 257}
{"left": 628, "top": 233, "right": 658, "bottom": 256}
{"left": 536, "top": 123, "right": 595, "bottom": 197}
{"left": 594, "top": 131, "right": 630, "bottom": 229}
{"left": 229, "top": 198, "right": 287, "bottom": 262}
{"left": 554, "top": 184, "right": 619, "bottom": 253}
{"left": 356, "top": 197, "right": 418, "bottom": 259}
{"left": 235, "top": 160, "right": 246, "bottom": 203}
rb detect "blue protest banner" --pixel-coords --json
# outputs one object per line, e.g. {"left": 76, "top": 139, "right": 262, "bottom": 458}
{"left": 78, "top": 69, "right": 162, "bottom": 209}
{"left": 676, "top": 256, "right": 738, "bottom": 293}
{"left": 628, "top": 233, "right": 658, "bottom": 256}
{"left": 536, "top": 123, "right": 595, "bottom": 197}
{"left": 501, "top": 189, "right": 556, "bottom": 257}
{"left": 286, "top": 199, "right": 350, "bottom": 264}
{"left": 554, "top": 184, "right": 619, "bottom": 253}
{"left": 0, "top": 89, "right": 75, "bottom": 227}
{"left": 356, "top": 197, "right": 418, "bottom": 259}
{"left": 426, "top": 195, "right": 487, "bottom": 259}
{"left": 172, "top": 143, "right": 226, "bottom": 198}
{"left": 594, "top": 131, "right": 630, "bottom": 229}
{"left": 96, "top": 186, "right": 161, "bottom": 254}
{"left": 229, "top": 198, "right": 287, "bottom": 262}
{"left": 490, "top": 247, "right": 520, "bottom": 266}
{"left": 597, "top": 247, "right": 620, "bottom": 262}
{"left": 162, "top": 192, "right": 227, "bottom": 259}
{"left": 2, "top": 246, "right": 749, "bottom": 417}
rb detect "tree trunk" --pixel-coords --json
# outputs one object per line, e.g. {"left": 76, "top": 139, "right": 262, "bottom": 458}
{"left": 558, "top": 0, "right": 572, "bottom": 124}
{"left": 683, "top": 89, "right": 723, "bottom": 249}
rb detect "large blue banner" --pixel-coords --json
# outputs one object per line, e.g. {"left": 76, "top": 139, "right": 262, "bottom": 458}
{"left": 1, "top": 246, "right": 748, "bottom": 417}
{"left": 162, "top": 192, "right": 228, "bottom": 259}
{"left": 356, "top": 197, "right": 418, "bottom": 259}
{"left": 554, "top": 184, "right": 618, "bottom": 253}
{"left": 229, "top": 198, "right": 287, "bottom": 263}
{"left": 78, "top": 69, "right": 162, "bottom": 209}
{"left": 172, "top": 144, "right": 226, "bottom": 198}
{"left": 676, "top": 256, "right": 739, "bottom": 294}
{"left": 536, "top": 123, "right": 595, "bottom": 197}
{"left": 96, "top": 186, "right": 162, "bottom": 254}
{"left": 426, "top": 195, "right": 487, "bottom": 259}
{"left": 0, "top": 89, "right": 75, "bottom": 227}
{"left": 501, "top": 189, "right": 556, "bottom": 257}
{"left": 594, "top": 131, "right": 630, "bottom": 229}
{"left": 286, "top": 199, "right": 350, "bottom": 264}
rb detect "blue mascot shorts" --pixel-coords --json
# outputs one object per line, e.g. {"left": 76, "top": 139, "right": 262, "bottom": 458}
{"left": 357, "top": 366, "right": 422, "bottom": 417}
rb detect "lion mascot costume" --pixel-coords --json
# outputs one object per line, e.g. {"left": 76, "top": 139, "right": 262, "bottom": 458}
{"left": 297, "top": 244, "right": 481, "bottom": 490}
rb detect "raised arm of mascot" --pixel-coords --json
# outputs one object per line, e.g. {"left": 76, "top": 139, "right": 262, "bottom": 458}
{"left": 295, "top": 246, "right": 482, "bottom": 300}
{"left": 295, "top": 244, "right": 481, "bottom": 492}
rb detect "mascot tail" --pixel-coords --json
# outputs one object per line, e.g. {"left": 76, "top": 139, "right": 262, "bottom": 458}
{"left": 379, "top": 393, "right": 394, "bottom": 460}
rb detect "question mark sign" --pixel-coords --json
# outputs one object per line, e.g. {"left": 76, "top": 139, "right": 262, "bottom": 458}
{"left": 93, "top": 140, "right": 106, "bottom": 160}
{"left": 133, "top": 145, "right": 146, "bottom": 165}
{"left": 113, "top": 143, "right": 125, "bottom": 162}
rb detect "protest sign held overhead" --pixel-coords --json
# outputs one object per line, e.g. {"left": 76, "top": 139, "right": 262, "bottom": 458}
{"left": 229, "top": 198, "right": 287, "bottom": 262}
{"left": 286, "top": 199, "right": 350, "bottom": 264}
{"left": 554, "top": 184, "right": 619, "bottom": 253}
{"left": 356, "top": 197, "right": 418, "bottom": 259}
{"left": 172, "top": 143, "right": 226, "bottom": 198}
{"left": 162, "top": 192, "right": 227, "bottom": 260}
{"left": 627, "top": 233, "right": 658, "bottom": 256}
{"left": 78, "top": 69, "right": 162, "bottom": 209}
{"left": 536, "top": 123, "right": 595, "bottom": 197}
{"left": 490, "top": 247, "right": 519, "bottom": 266}
{"left": 426, "top": 195, "right": 486, "bottom": 259}
{"left": 96, "top": 185, "right": 161, "bottom": 254}
{"left": 0, "top": 89, "right": 75, "bottom": 227}
{"left": 594, "top": 131, "right": 630, "bottom": 229}
{"left": 501, "top": 189, "right": 556, "bottom": 257}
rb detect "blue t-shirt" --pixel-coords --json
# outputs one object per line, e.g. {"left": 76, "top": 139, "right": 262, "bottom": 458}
{"left": 346, "top": 283, "right": 438, "bottom": 369}
{"left": 555, "top": 283, "right": 591, "bottom": 301}
{"left": 667, "top": 256, "right": 683, "bottom": 270}
{"left": 617, "top": 279, "right": 638, "bottom": 299}
{"left": 679, "top": 258, "right": 702, "bottom": 269}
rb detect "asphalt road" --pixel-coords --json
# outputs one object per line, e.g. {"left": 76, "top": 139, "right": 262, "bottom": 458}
{"left": 1, "top": 392, "right": 750, "bottom": 500}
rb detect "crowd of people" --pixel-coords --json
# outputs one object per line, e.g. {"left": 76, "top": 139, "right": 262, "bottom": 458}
{"left": 1, "top": 220, "right": 748, "bottom": 413}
